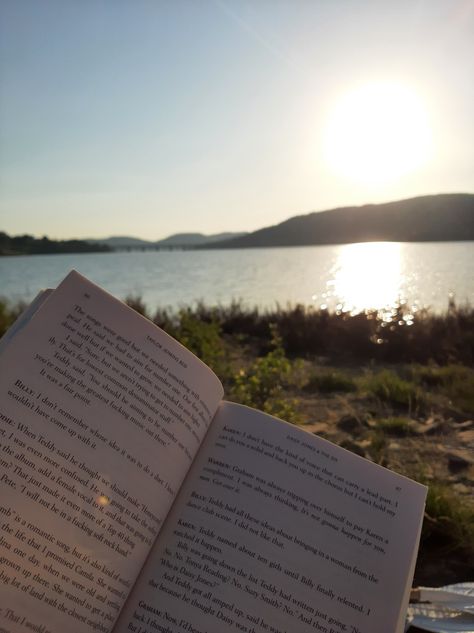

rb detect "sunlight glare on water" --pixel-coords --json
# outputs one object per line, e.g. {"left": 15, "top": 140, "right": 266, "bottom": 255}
{"left": 326, "top": 242, "right": 404, "bottom": 318}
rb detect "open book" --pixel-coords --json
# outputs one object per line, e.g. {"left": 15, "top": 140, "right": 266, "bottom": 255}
{"left": 0, "top": 271, "right": 426, "bottom": 633}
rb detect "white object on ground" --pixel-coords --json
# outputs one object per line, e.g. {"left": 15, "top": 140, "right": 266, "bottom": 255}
{"left": 407, "top": 583, "right": 474, "bottom": 632}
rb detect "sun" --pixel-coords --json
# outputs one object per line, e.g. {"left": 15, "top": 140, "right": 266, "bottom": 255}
{"left": 323, "top": 81, "right": 432, "bottom": 185}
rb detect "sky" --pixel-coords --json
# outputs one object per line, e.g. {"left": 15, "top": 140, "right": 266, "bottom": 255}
{"left": 0, "top": 0, "right": 473, "bottom": 241}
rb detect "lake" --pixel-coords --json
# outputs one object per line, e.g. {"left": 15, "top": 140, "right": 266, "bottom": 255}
{"left": 1, "top": 242, "right": 473, "bottom": 316}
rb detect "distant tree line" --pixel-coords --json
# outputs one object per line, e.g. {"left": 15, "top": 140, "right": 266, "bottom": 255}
{"left": 0, "top": 232, "right": 111, "bottom": 256}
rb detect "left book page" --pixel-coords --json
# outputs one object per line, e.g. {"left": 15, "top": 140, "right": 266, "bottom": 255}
{"left": 0, "top": 271, "right": 224, "bottom": 633}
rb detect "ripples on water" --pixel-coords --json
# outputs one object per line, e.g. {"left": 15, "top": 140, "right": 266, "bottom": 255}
{"left": 0, "top": 242, "right": 472, "bottom": 316}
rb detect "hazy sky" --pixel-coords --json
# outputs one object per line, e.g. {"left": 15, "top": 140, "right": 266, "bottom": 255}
{"left": 1, "top": 0, "right": 473, "bottom": 240}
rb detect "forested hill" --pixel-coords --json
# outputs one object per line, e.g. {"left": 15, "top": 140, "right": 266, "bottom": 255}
{"left": 0, "top": 232, "right": 111, "bottom": 256}
{"left": 207, "top": 194, "right": 474, "bottom": 249}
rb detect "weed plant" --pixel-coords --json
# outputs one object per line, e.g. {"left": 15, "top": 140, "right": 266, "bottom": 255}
{"left": 160, "top": 299, "right": 474, "bottom": 364}
{"left": 3, "top": 295, "right": 473, "bottom": 365}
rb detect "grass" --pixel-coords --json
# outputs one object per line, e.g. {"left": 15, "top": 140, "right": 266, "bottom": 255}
{"left": 421, "top": 480, "right": 474, "bottom": 556}
{"left": 304, "top": 369, "right": 357, "bottom": 393}
{"left": 362, "top": 369, "right": 426, "bottom": 413}
{"left": 410, "top": 364, "right": 474, "bottom": 414}
{"left": 367, "top": 430, "right": 388, "bottom": 465}
{"left": 373, "top": 416, "right": 417, "bottom": 436}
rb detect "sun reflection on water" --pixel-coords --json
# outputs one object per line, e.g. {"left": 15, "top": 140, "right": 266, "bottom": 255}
{"left": 325, "top": 242, "right": 406, "bottom": 318}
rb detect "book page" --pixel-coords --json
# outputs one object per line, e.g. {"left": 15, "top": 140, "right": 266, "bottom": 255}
{"left": 116, "top": 401, "right": 426, "bottom": 633}
{"left": 0, "top": 271, "right": 224, "bottom": 633}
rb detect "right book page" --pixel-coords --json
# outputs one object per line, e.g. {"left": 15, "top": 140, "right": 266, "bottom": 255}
{"left": 116, "top": 401, "right": 427, "bottom": 633}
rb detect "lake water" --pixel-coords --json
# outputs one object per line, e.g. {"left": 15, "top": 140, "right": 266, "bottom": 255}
{"left": 1, "top": 242, "right": 473, "bottom": 316}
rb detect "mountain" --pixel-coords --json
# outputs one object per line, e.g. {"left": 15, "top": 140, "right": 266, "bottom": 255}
{"left": 204, "top": 194, "right": 474, "bottom": 249}
{"left": 87, "top": 232, "right": 247, "bottom": 249}
{"left": 86, "top": 236, "right": 153, "bottom": 247}
{"left": 155, "top": 232, "right": 247, "bottom": 247}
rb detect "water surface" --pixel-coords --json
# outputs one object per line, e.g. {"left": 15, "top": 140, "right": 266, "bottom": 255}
{"left": 1, "top": 242, "right": 472, "bottom": 315}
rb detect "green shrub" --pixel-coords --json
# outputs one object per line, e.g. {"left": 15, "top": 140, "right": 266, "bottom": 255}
{"left": 231, "top": 325, "right": 299, "bottom": 423}
{"left": 124, "top": 298, "right": 228, "bottom": 377}
{"left": 0, "top": 298, "right": 26, "bottom": 338}
{"left": 174, "top": 310, "right": 227, "bottom": 377}
{"left": 124, "top": 294, "right": 150, "bottom": 319}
